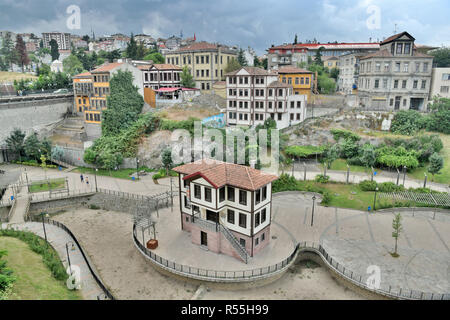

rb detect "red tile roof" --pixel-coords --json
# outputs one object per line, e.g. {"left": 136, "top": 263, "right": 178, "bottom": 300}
{"left": 225, "top": 66, "right": 272, "bottom": 76}
{"left": 176, "top": 41, "right": 218, "bottom": 52}
{"left": 91, "top": 62, "right": 123, "bottom": 73}
{"left": 73, "top": 71, "right": 92, "bottom": 78}
{"left": 360, "top": 49, "right": 433, "bottom": 60}
{"left": 277, "top": 67, "right": 312, "bottom": 74}
{"left": 380, "top": 31, "right": 415, "bottom": 45}
{"left": 268, "top": 80, "right": 291, "bottom": 88}
{"left": 173, "top": 160, "right": 278, "bottom": 191}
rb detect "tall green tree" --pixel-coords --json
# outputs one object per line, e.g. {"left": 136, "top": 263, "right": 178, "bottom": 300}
{"left": 24, "top": 134, "right": 41, "bottom": 160}
{"left": 180, "top": 66, "right": 195, "bottom": 88}
{"left": 143, "top": 51, "right": 165, "bottom": 64}
{"left": 294, "top": 34, "right": 298, "bottom": 44}
{"left": 63, "top": 54, "right": 84, "bottom": 75}
{"left": 49, "top": 39, "right": 60, "bottom": 61}
{"left": 224, "top": 58, "right": 241, "bottom": 73}
{"left": 102, "top": 70, "right": 144, "bottom": 136}
{"left": 0, "top": 33, "right": 17, "bottom": 70}
{"left": 237, "top": 48, "right": 248, "bottom": 66}
{"left": 430, "top": 47, "right": 450, "bottom": 67}
{"left": 391, "top": 213, "right": 402, "bottom": 257}
{"left": 15, "top": 35, "right": 30, "bottom": 72}
{"left": 161, "top": 148, "right": 173, "bottom": 175}
{"left": 314, "top": 47, "right": 324, "bottom": 66}
{"left": 428, "top": 152, "right": 444, "bottom": 181}
{"left": 126, "top": 33, "right": 138, "bottom": 60}
{"left": 5, "top": 128, "right": 26, "bottom": 161}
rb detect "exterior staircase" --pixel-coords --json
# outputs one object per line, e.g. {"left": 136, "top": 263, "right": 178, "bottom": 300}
{"left": 50, "top": 116, "right": 86, "bottom": 149}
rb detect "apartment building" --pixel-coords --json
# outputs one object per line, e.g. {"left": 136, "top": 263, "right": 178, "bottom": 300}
{"left": 139, "top": 64, "right": 182, "bottom": 90}
{"left": 174, "top": 160, "right": 278, "bottom": 262}
{"left": 267, "top": 44, "right": 308, "bottom": 70}
{"left": 337, "top": 52, "right": 368, "bottom": 94}
{"left": 277, "top": 67, "right": 313, "bottom": 101}
{"left": 42, "top": 32, "right": 71, "bottom": 50}
{"left": 73, "top": 71, "right": 94, "bottom": 118}
{"left": 430, "top": 68, "right": 450, "bottom": 99}
{"left": 358, "top": 32, "right": 434, "bottom": 110}
{"left": 165, "top": 41, "right": 238, "bottom": 92}
{"left": 226, "top": 67, "right": 307, "bottom": 129}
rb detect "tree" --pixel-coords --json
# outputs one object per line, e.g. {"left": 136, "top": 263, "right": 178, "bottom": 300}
{"left": 237, "top": 48, "right": 248, "bottom": 66}
{"left": 5, "top": 128, "right": 26, "bottom": 161}
{"left": 180, "top": 66, "right": 195, "bottom": 88}
{"left": 323, "top": 144, "right": 339, "bottom": 168}
{"left": 161, "top": 148, "right": 173, "bottom": 175}
{"left": 49, "top": 39, "right": 60, "bottom": 61}
{"left": 428, "top": 152, "right": 444, "bottom": 181}
{"left": 294, "top": 34, "right": 298, "bottom": 44}
{"left": 51, "top": 145, "right": 64, "bottom": 161}
{"left": 261, "top": 57, "right": 268, "bottom": 70}
{"left": 24, "top": 134, "right": 41, "bottom": 160}
{"left": 136, "top": 42, "right": 148, "bottom": 60}
{"left": 15, "top": 35, "right": 30, "bottom": 72}
{"left": 0, "top": 33, "right": 17, "bottom": 70}
{"left": 126, "top": 33, "right": 138, "bottom": 60}
{"left": 224, "top": 58, "right": 241, "bottom": 73}
{"left": 63, "top": 54, "right": 84, "bottom": 76}
{"left": 427, "top": 97, "right": 450, "bottom": 134}
{"left": 253, "top": 56, "right": 260, "bottom": 67}
{"left": 314, "top": 47, "right": 324, "bottom": 66}
{"left": 102, "top": 70, "right": 144, "bottom": 136}
{"left": 391, "top": 213, "right": 402, "bottom": 257}
{"left": 0, "top": 56, "right": 7, "bottom": 71}
{"left": 143, "top": 51, "right": 165, "bottom": 64}
{"left": 82, "top": 35, "right": 90, "bottom": 43}
{"left": 329, "top": 67, "right": 339, "bottom": 80}
{"left": 430, "top": 47, "right": 450, "bottom": 67}
{"left": 359, "top": 143, "right": 376, "bottom": 168}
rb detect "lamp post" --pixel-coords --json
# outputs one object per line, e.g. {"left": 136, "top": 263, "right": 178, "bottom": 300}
{"left": 65, "top": 241, "right": 75, "bottom": 275}
{"left": 94, "top": 168, "right": 98, "bottom": 192}
{"left": 311, "top": 195, "right": 316, "bottom": 227}
{"left": 136, "top": 159, "right": 140, "bottom": 180}
{"left": 402, "top": 166, "right": 407, "bottom": 186}
{"left": 40, "top": 212, "right": 48, "bottom": 243}
{"left": 373, "top": 187, "right": 379, "bottom": 211}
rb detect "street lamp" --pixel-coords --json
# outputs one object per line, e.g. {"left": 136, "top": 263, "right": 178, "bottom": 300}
{"left": 66, "top": 241, "right": 75, "bottom": 275}
{"left": 311, "top": 195, "right": 316, "bottom": 227}
{"left": 40, "top": 212, "right": 49, "bottom": 243}
{"left": 373, "top": 187, "right": 379, "bottom": 211}
{"left": 136, "top": 159, "right": 140, "bottom": 180}
{"left": 94, "top": 168, "right": 98, "bottom": 192}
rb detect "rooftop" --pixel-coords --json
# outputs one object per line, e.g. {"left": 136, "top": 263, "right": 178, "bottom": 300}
{"left": 225, "top": 66, "right": 273, "bottom": 76}
{"left": 173, "top": 159, "right": 278, "bottom": 191}
{"left": 360, "top": 49, "right": 433, "bottom": 60}
{"left": 277, "top": 66, "right": 312, "bottom": 74}
{"left": 91, "top": 62, "right": 123, "bottom": 73}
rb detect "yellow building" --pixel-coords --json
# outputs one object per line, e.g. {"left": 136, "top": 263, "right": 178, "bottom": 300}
{"left": 165, "top": 41, "right": 237, "bottom": 92}
{"left": 277, "top": 67, "right": 313, "bottom": 101}
{"left": 323, "top": 56, "right": 339, "bottom": 69}
{"left": 73, "top": 71, "right": 94, "bottom": 120}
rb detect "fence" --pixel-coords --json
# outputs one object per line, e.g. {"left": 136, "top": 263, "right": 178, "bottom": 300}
{"left": 30, "top": 189, "right": 95, "bottom": 202}
{"left": 28, "top": 215, "right": 115, "bottom": 300}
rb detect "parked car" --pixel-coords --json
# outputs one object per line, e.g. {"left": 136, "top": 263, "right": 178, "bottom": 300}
{"left": 54, "top": 88, "right": 69, "bottom": 94}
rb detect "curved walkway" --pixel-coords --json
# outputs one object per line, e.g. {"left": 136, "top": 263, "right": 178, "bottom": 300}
{"left": 1, "top": 221, "right": 109, "bottom": 300}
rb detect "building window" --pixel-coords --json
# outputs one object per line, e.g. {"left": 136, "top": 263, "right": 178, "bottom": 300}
{"left": 404, "top": 43, "right": 411, "bottom": 54}
{"left": 413, "top": 80, "right": 418, "bottom": 89}
{"left": 255, "top": 237, "right": 259, "bottom": 246}
{"left": 227, "top": 210, "right": 235, "bottom": 224}
{"left": 396, "top": 43, "right": 403, "bottom": 54}
{"left": 423, "top": 63, "right": 429, "bottom": 73}
{"left": 421, "top": 80, "right": 426, "bottom": 89}
{"left": 374, "top": 79, "right": 379, "bottom": 89}
{"left": 268, "top": 89, "right": 273, "bottom": 96}
{"left": 262, "top": 186, "right": 267, "bottom": 200}
{"left": 440, "top": 86, "right": 449, "bottom": 93}
{"left": 240, "top": 238, "right": 246, "bottom": 247}
{"left": 204, "top": 187, "right": 212, "bottom": 202}
{"left": 261, "top": 233, "right": 265, "bottom": 242}
{"left": 394, "top": 80, "right": 399, "bottom": 89}
{"left": 194, "top": 185, "right": 201, "bottom": 199}
{"left": 227, "top": 186, "right": 235, "bottom": 201}
{"left": 255, "top": 189, "right": 261, "bottom": 204}
{"left": 403, "top": 63, "right": 409, "bottom": 73}
{"left": 261, "top": 208, "right": 266, "bottom": 223}
{"left": 390, "top": 98, "right": 394, "bottom": 107}
{"left": 255, "top": 212, "right": 260, "bottom": 227}
{"left": 184, "top": 196, "right": 191, "bottom": 209}
{"left": 402, "top": 80, "right": 407, "bottom": 89}
{"left": 277, "top": 113, "right": 282, "bottom": 121}
{"left": 383, "top": 79, "right": 388, "bottom": 89}
{"left": 395, "top": 63, "right": 401, "bottom": 72}
{"left": 219, "top": 187, "right": 225, "bottom": 202}
{"left": 239, "top": 213, "right": 247, "bottom": 228}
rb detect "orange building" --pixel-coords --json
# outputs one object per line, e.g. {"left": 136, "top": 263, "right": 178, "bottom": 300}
{"left": 73, "top": 71, "right": 95, "bottom": 120}
{"left": 277, "top": 67, "right": 313, "bottom": 101}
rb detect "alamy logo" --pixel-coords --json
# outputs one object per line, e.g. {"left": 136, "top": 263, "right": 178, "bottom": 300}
{"left": 366, "top": 265, "right": 381, "bottom": 290}
{"left": 66, "top": 265, "right": 82, "bottom": 290}
{"left": 66, "top": 5, "right": 81, "bottom": 30}
{"left": 366, "top": 5, "right": 381, "bottom": 30}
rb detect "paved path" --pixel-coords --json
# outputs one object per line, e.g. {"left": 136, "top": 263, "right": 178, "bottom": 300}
{"left": 1, "top": 221, "right": 104, "bottom": 300}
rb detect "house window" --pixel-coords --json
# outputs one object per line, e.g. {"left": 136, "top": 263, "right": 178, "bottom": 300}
{"left": 402, "top": 80, "right": 407, "bottom": 89}
{"left": 194, "top": 185, "right": 201, "bottom": 199}
{"left": 277, "top": 113, "right": 282, "bottom": 121}
{"left": 383, "top": 79, "right": 388, "bottom": 89}
{"left": 255, "top": 189, "right": 261, "bottom": 204}
{"left": 240, "top": 238, "right": 246, "bottom": 247}
{"left": 184, "top": 196, "right": 191, "bottom": 209}
{"left": 423, "top": 63, "right": 429, "bottom": 73}
{"left": 403, "top": 63, "right": 409, "bottom": 73}
{"left": 268, "top": 89, "right": 273, "bottom": 96}
{"left": 239, "top": 213, "right": 247, "bottom": 228}
{"left": 421, "top": 80, "right": 426, "bottom": 89}
{"left": 219, "top": 187, "right": 225, "bottom": 202}
{"left": 261, "top": 208, "right": 266, "bottom": 223}
{"left": 261, "top": 233, "right": 265, "bottom": 242}
{"left": 440, "top": 86, "right": 449, "bottom": 93}
{"left": 374, "top": 79, "right": 379, "bottom": 89}
{"left": 255, "top": 237, "right": 259, "bottom": 246}
{"left": 395, "top": 63, "right": 401, "bottom": 72}
{"left": 227, "top": 210, "right": 235, "bottom": 224}
{"left": 262, "top": 186, "right": 267, "bottom": 200}
{"left": 227, "top": 186, "right": 235, "bottom": 201}
{"left": 396, "top": 43, "right": 403, "bottom": 54}
{"left": 394, "top": 80, "right": 399, "bottom": 89}
{"left": 255, "top": 212, "right": 260, "bottom": 227}
{"left": 204, "top": 187, "right": 212, "bottom": 202}
{"left": 413, "top": 80, "right": 418, "bottom": 89}
{"left": 404, "top": 43, "right": 411, "bottom": 54}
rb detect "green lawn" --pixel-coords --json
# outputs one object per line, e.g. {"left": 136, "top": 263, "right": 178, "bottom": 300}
{"left": 29, "top": 178, "right": 66, "bottom": 193}
{"left": 75, "top": 167, "right": 155, "bottom": 180}
{"left": 320, "top": 159, "right": 374, "bottom": 174}
{"left": 0, "top": 237, "right": 82, "bottom": 300}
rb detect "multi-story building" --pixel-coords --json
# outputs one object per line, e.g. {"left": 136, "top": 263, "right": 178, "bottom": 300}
{"left": 268, "top": 42, "right": 380, "bottom": 70}
{"left": 73, "top": 71, "right": 94, "bottom": 119}
{"left": 430, "top": 68, "right": 450, "bottom": 99}
{"left": 323, "top": 56, "right": 339, "bottom": 69}
{"left": 42, "top": 32, "right": 71, "bottom": 50}
{"left": 165, "top": 35, "right": 182, "bottom": 50}
{"left": 337, "top": 53, "right": 368, "bottom": 94}
{"left": 173, "top": 159, "right": 278, "bottom": 262}
{"left": 74, "top": 59, "right": 143, "bottom": 125}
{"left": 226, "top": 67, "right": 307, "bottom": 129}
{"left": 358, "top": 32, "right": 434, "bottom": 110}
{"left": 139, "top": 64, "right": 182, "bottom": 90}
{"left": 277, "top": 67, "right": 313, "bottom": 101}
{"left": 134, "top": 34, "right": 156, "bottom": 49}
{"left": 165, "top": 41, "right": 238, "bottom": 92}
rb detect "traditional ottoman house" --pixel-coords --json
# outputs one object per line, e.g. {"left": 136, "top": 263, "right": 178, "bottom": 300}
{"left": 173, "top": 160, "right": 278, "bottom": 263}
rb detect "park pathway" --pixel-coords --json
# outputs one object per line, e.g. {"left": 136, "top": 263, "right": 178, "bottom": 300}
{"left": 1, "top": 221, "right": 105, "bottom": 300}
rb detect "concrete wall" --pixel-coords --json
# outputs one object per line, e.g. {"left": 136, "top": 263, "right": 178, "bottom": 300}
{"left": 0, "top": 97, "right": 72, "bottom": 143}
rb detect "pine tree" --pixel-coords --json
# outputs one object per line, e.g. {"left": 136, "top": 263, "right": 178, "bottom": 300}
{"left": 225, "top": 58, "right": 241, "bottom": 73}
{"left": 237, "top": 48, "right": 248, "bottom": 67}
{"left": 15, "top": 35, "right": 30, "bottom": 72}
{"left": 294, "top": 34, "right": 298, "bottom": 44}
{"left": 5, "top": 128, "right": 26, "bottom": 161}
{"left": 314, "top": 47, "right": 323, "bottom": 66}
{"left": 180, "top": 66, "right": 195, "bottom": 88}
{"left": 428, "top": 152, "right": 444, "bottom": 181}
{"left": 126, "top": 33, "right": 138, "bottom": 60}
{"left": 49, "top": 39, "right": 60, "bottom": 61}
{"left": 0, "top": 33, "right": 17, "bottom": 70}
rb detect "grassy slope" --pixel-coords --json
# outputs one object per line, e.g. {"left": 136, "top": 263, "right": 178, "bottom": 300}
{"left": 0, "top": 237, "right": 81, "bottom": 300}
{"left": 29, "top": 178, "right": 66, "bottom": 193}
{"left": 0, "top": 71, "right": 37, "bottom": 83}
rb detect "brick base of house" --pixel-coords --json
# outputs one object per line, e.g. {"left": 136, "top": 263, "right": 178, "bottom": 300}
{"left": 181, "top": 212, "right": 270, "bottom": 262}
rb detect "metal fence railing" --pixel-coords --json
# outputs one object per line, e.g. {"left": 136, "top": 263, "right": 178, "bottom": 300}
{"left": 28, "top": 216, "right": 115, "bottom": 300}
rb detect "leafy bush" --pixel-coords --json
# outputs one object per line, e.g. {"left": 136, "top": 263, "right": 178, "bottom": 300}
{"left": 339, "top": 138, "right": 360, "bottom": 159}
{"left": 272, "top": 174, "right": 298, "bottom": 193}
{"left": 377, "top": 182, "right": 404, "bottom": 193}
{"left": 284, "top": 145, "right": 326, "bottom": 158}
{"left": 390, "top": 110, "right": 426, "bottom": 135}
{"left": 330, "top": 129, "right": 361, "bottom": 142}
{"left": 376, "top": 146, "right": 419, "bottom": 169}
{"left": 427, "top": 97, "right": 450, "bottom": 134}
{"left": 0, "top": 250, "right": 15, "bottom": 299}
{"left": 359, "top": 180, "right": 377, "bottom": 191}
{"left": 315, "top": 174, "right": 330, "bottom": 183}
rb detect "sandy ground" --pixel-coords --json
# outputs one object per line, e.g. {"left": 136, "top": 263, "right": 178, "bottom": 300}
{"left": 53, "top": 207, "right": 364, "bottom": 300}
{"left": 158, "top": 105, "right": 219, "bottom": 121}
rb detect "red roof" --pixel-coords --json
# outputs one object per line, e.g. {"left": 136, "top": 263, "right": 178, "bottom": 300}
{"left": 176, "top": 41, "right": 218, "bottom": 52}
{"left": 155, "top": 87, "right": 180, "bottom": 92}
{"left": 73, "top": 71, "right": 92, "bottom": 78}
{"left": 277, "top": 67, "right": 312, "bottom": 74}
{"left": 173, "top": 160, "right": 278, "bottom": 191}
{"left": 91, "top": 62, "right": 123, "bottom": 73}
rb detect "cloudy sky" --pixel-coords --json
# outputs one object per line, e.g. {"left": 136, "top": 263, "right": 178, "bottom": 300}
{"left": 1, "top": 0, "right": 449, "bottom": 54}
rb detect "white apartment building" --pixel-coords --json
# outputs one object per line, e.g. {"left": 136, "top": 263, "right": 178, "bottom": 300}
{"left": 42, "top": 32, "right": 71, "bottom": 50}
{"left": 139, "top": 64, "right": 182, "bottom": 90}
{"left": 226, "top": 67, "right": 307, "bottom": 129}
{"left": 430, "top": 68, "right": 450, "bottom": 99}
{"left": 337, "top": 52, "right": 370, "bottom": 94}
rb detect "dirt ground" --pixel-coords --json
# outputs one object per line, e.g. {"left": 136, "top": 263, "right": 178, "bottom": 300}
{"left": 158, "top": 105, "right": 219, "bottom": 121}
{"left": 53, "top": 207, "right": 364, "bottom": 300}
{"left": 0, "top": 71, "right": 37, "bottom": 83}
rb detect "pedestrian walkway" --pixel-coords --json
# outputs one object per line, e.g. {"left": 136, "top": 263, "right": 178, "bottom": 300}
{"left": 1, "top": 221, "right": 105, "bottom": 300}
